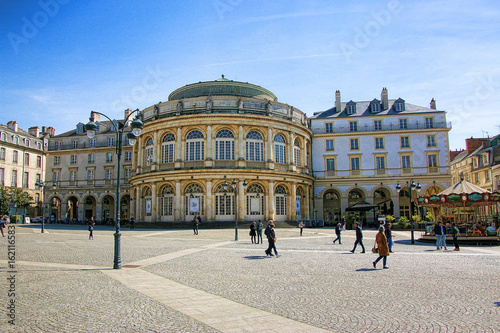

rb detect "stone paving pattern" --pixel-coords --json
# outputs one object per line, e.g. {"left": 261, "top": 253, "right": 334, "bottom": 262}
{"left": 0, "top": 224, "right": 499, "bottom": 332}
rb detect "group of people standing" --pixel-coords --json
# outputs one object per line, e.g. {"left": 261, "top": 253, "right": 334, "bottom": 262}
{"left": 192, "top": 216, "right": 202, "bottom": 235}
{"left": 249, "top": 220, "right": 264, "bottom": 244}
{"left": 434, "top": 221, "right": 460, "bottom": 251}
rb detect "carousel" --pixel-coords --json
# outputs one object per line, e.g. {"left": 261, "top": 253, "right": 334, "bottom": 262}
{"left": 417, "top": 179, "right": 500, "bottom": 245}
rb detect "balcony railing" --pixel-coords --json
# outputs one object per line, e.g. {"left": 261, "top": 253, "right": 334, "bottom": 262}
{"left": 314, "top": 166, "right": 450, "bottom": 179}
{"left": 312, "top": 121, "right": 452, "bottom": 135}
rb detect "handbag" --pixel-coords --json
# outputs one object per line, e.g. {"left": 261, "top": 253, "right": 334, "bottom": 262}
{"left": 372, "top": 240, "right": 378, "bottom": 253}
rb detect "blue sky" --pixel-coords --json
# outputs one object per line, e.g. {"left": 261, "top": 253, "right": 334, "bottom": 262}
{"left": 1, "top": 0, "right": 499, "bottom": 150}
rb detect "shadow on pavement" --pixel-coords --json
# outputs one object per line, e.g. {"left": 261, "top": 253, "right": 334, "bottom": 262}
{"left": 356, "top": 268, "right": 377, "bottom": 272}
{"left": 243, "top": 256, "right": 267, "bottom": 260}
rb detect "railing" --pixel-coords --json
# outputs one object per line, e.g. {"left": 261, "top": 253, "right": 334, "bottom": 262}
{"left": 314, "top": 166, "right": 450, "bottom": 179}
{"left": 312, "top": 121, "right": 452, "bottom": 135}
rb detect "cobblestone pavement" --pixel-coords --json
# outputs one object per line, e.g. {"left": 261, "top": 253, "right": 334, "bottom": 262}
{"left": 0, "top": 224, "right": 499, "bottom": 332}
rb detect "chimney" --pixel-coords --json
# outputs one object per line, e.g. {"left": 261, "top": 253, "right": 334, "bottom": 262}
{"left": 430, "top": 98, "right": 436, "bottom": 110}
{"left": 42, "top": 126, "right": 47, "bottom": 133}
{"left": 46, "top": 127, "right": 56, "bottom": 137}
{"left": 335, "top": 90, "right": 341, "bottom": 112}
{"left": 381, "top": 87, "right": 388, "bottom": 110}
{"left": 90, "top": 111, "right": 100, "bottom": 123}
{"left": 7, "top": 121, "right": 18, "bottom": 132}
{"left": 28, "top": 126, "right": 40, "bottom": 137}
{"left": 124, "top": 108, "right": 132, "bottom": 126}
{"left": 466, "top": 137, "right": 488, "bottom": 154}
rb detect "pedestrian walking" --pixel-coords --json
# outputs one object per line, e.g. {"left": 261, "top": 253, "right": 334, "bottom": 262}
{"left": 350, "top": 222, "right": 365, "bottom": 253}
{"left": 0, "top": 216, "right": 6, "bottom": 237}
{"left": 451, "top": 223, "right": 460, "bottom": 251}
{"left": 333, "top": 222, "right": 342, "bottom": 244}
{"left": 130, "top": 216, "right": 135, "bottom": 229}
{"left": 193, "top": 216, "right": 200, "bottom": 235}
{"left": 372, "top": 226, "right": 390, "bottom": 269}
{"left": 385, "top": 222, "right": 393, "bottom": 252}
{"left": 264, "top": 220, "right": 280, "bottom": 257}
{"left": 299, "top": 219, "right": 305, "bottom": 236}
{"left": 256, "top": 220, "right": 263, "bottom": 244}
{"left": 250, "top": 221, "right": 257, "bottom": 243}
{"left": 88, "top": 217, "right": 95, "bottom": 240}
{"left": 434, "top": 221, "right": 447, "bottom": 250}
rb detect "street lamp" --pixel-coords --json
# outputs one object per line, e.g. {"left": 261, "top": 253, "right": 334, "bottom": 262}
{"left": 223, "top": 179, "right": 247, "bottom": 241}
{"left": 85, "top": 109, "right": 143, "bottom": 269}
{"left": 396, "top": 180, "right": 422, "bottom": 244}
{"left": 35, "top": 180, "right": 57, "bottom": 233}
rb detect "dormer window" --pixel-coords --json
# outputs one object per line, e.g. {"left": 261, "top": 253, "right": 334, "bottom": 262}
{"left": 370, "top": 99, "right": 381, "bottom": 113}
{"left": 346, "top": 101, "right": 356, "bottom": 114}
{"left": 110, "top": 120, "right": 118, "bottom": 132}
{"left": 76, "top": 123, "right": 84, "bottom": 135}
{"left": 394, "top": 98, "right": 405, "bottom": 111}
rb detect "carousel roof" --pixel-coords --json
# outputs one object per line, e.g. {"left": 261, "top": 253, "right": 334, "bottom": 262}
{"left": 438, "top": 179, "right": 491, "bottom": 196}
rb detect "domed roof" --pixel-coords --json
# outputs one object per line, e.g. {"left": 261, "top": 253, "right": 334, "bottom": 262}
{"left": 168, "top": 75, "right": 277, "bottom": 101}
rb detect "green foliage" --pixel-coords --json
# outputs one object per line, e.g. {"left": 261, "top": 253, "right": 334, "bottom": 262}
{"left": 10, "top": 187, "right": 33, "bottom": 208}
{"left": 425, "top": 212, "right": 434, "bottom": 222}
{"left": 0, "top": 186, "right": 10, "bottom": 216}
{"left": 385, "top": 215, "right": 396, "bottom": 223}
{"left": 399, "top": 216, "right": 409, "bottom": 229}
{"left": 412, "top": 215, "right": 421, "bottom": 223}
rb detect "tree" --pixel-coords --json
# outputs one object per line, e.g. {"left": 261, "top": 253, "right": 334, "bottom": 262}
{"left": 10, "top": 187, "right": 33, "bottom": 211}
{"left": 0, "top": 186, "right": 10, "bottom": 216}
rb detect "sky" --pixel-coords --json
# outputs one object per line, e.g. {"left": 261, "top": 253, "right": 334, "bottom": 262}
{"left": 1, "top": 0, "right": 499, "bottom": 150}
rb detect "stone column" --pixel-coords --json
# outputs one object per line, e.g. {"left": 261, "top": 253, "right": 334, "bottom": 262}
{"left": 153, "top": 131, "right": 159, "bottom": 170}
{"left": 267, "top": 127, "right": 274, "bottom": 162}
{"left": 303, "top": 139, "right": 308, "bottom": 169}
{"left": 237, "top": 125, "right": 244, "bottom": 160}
{"left": 304, "top": 185, "right": 310, "bottom": 220}
{"left": 206, "top": 179, "right": 214, "bottom": 221}
{"left": 291, "top": 182, "right": 297, "bottom": 221}
{"left": 174, "top": 181, "right": 182, "bottom": 222}
{"left": 237, "top": 180, "right": 245, "bottom": 221}
{"left": 151, "top": 183, "right": 157, "bottom": 222}
{"left": 268, "top": 181, "right": 275, "bottom": 220}
{"left": 207, "top": 125, "right": 213, "bottom": 159}
{"left": 176, "top": 127, "right": 182, "bottom": 162}
{"left": 135, "top": 186, "right": 141, "bottom": 222}
{"left": 288, "top": 132, "right": 295, "bottom": 165}
{"left": 136, "top": 137, "right": 143, "bottom": 173}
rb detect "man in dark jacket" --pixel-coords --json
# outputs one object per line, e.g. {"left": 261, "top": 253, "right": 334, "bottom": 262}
{"left": 264, "top": 220, "right": 279, "bottom": 257}
{"left": 350, "top": 222, "right": 365, "bottom": 253}
{"left": 385, "top": 223, "right": 393, "bottom": 252}
{"left": 434, "top": 221, "right": 447, "bottom": 250}
{"left": 333, "top": 223, "right": 342, "bottom": 244}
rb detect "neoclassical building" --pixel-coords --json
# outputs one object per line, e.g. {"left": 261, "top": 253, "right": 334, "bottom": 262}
{"left": 45, "top": 77, "right": 314, "bottom": 223}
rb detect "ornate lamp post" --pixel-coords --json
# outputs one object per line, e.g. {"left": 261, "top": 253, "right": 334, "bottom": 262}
{"left": 396, "top": 180, "right": 422, "bottom": 244}
{"left": 35, "top": 180, "right": 57, "bottom": 233}
{"left": 85, "top": 110, "right": 143, "bottom": 269}
{"left": 223, "top": 179, "right": 247, "bottom": 241}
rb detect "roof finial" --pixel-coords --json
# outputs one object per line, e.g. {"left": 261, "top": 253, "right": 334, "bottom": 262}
{"left": 221, "top": 74, "right": 225, "bottom": 79}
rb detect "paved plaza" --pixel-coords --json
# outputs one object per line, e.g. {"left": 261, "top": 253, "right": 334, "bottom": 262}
{"left": 1, "top": 224, "right": 499, "bottom": 332}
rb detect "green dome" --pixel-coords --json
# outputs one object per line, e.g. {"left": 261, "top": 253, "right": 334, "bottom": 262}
{"left": 168, "top": 75, "right": 277, "bottom": 101}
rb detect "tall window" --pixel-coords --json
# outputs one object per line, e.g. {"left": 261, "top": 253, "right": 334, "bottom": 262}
{"left": 374, "top": 120, "right": 382, "bottom": 131}
{"left": 401, "top": 136, "right": 410, "bottom": 148}
{"left": 24, "top": 153, "right": 30, "bottom": 165}
{"left": 325, "top": 123, "right": 333, "bottom": 133}
{"left": 88, "top": 154, "right": 95, "bottom": 163}
{"left": 55, "top": 142, "right": 62, "bottom": 150}
{"left": 425, "top": 118, "right": 434, "bottom": 128}
{"left": 428, "top": 155, "right": 438, "bottom": 168}
{"left": 350, "top": 138, "right": 359, "bottom": 150}
{"left": 145, "top": 138, "right": 154, "bottom": 166}
{"left": 215, "top": 183, "right": 234, "bottom": 216}
{"left": 186, "top": 130, "right": 205, "bottom": 161}
{"left": 326, "top": 139, "right": 334, "bottom": 151}
{"left": 0, "top": 168, "right": 4, "bottom": 185}
{"left": 427, "top": 135, "right": 436, "bottom": 147}
{"left": 106, "top": 153, "right": 113, "bottom": 162}
{"left": 23, "top": 172, "right": 29, "bottom": 188}
{"left": 349, "top": 121, "right": 358, "bottom": 132}
{"left": 89, "top": 139, "right": 96, "bottom": 148}
{"left": 376, "top": 157, "right": 385, "bottom": 170}
{"left": 37, "top": 156, "right": 42, "bottom": 168}
{"left": 371, "top": 102, "right": 380, "bottom": 113}
{"left": 246, "top": 131, "right": 263, "bottom": 162}
{"left": 70, "top": 171, "right": 76, "bottom": 183}
{"left": 326, "top": 158, "right": 335, "bottom": 171}
{"left": 13, "top": 150, "right": 18, "bottom": 163}
{"left": 375, "top": 137, "right": 384, "bottom": 149}
{"left": 70, "top": 155, "right": 77, "bottom": 164}
{"left": 402, "top": 155, "right": 411, "bottom": 169}
{"left": 351, "top": 157, "right": 360, "bottom": 170}
{"left": 72, "top": 140, "right": 78, "bottom": 149}
{"left": 246, "top": 184, "right": 264, "bottom": 216}
{"left": 105, "top": 169, "right": 112, "bottom": 181}
{"left": 107, "top": 137, "right": 115, "bottom": 147}
{"left": 161, "top": 185, "right": 174, "bottom": 216}
{"left": 275, "top": 185, "right": 287, "bottom": 216}
{"left": 124, "top": 168, "right": 131, "bottom": 179}
{"left": 52, "top": 171, "right": 59, "bottom": 182}
{"left": 54, "top": 156, "right": 60, "bottom": 165}
{"left": 293, "top": 139, "right": 301, "bottom": 166}
{"left": 86, "top": 169, "right": 94, "bottom": 181}
{"left": 215, "top": 129, "right": 235, "bottom": 160}
{"left": 0, "top": 148, "right": 5, "bottom": 160}
{"left": 125, "top": 151, "right": 132, "bottom": 161}
{"left": 399, "top": 119, "right": 408, "bottom": 129}
{"left": 274, "top": 134, "right": 286, "bottom": 164}
{"left": 12, "top": 170, "right": 18, "bottom": 187}
{"left": 161, "top": 133, "right": 175, "bottom": 163}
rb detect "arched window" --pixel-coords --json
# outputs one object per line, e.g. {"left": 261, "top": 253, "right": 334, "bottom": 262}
{"left": 215, "top": 129, "right": 234, "bottom": 160}
{"left": 144, "top": 187, "right": 152, "bottom": 217}
{"left": 275, "top": 185, "right": 287, "bottom": 216}
{"left": 215, "top": 183, "right": 235, "bottom": 217}
{"left": 274, "top": 134, "right": 286, "bottom": 164}
{"left": 145, "top": 138, "right": 154, "bottom": 166}
{"left": 296, "top": 187, "right": 302, "bottom": 216}
{"left": 246, "top": 184, "right": 264, "bottom": 216}
{"left": 161, "top": 133, "right": 175, "bottom": 163}
{"left": 246, "top": 131, "right": 263, "bottom": 162}
{"left": 185, "top": 183, "right": 204, "bottom": 216}
{"left": 186, "top": 130, "right": 204, "bottom": 161}
{"left": 160, "top": 185, "right": 174, "bottom": 216}
{"left": 293, "top": 139, "right": 301, "bottom": 166}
